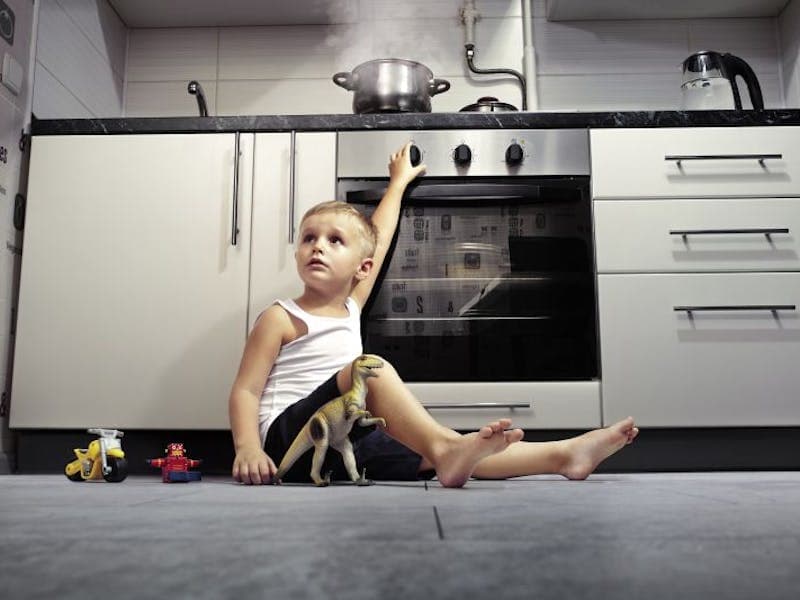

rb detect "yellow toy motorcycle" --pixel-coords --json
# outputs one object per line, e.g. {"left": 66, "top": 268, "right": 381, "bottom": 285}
{"left": 65, "top": 428, "right": 128, "bottom": 482}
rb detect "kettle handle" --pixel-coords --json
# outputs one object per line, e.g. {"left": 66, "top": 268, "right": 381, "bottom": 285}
{"left": 333, "top": 72, "right": 355, "bottom": 91}
{"left": 723, "top": 54, "right": 764, "bottom": 111}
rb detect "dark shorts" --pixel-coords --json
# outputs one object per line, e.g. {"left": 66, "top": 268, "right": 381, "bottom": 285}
{"left": 264, "top": 374, "right": 433, "bottom": 483}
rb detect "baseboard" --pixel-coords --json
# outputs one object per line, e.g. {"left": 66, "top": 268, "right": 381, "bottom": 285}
{"left": 11, "top": 427, "right": 800, "bottom": 475}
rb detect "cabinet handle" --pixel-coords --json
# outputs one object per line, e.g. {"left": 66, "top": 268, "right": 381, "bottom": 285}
{"left": 288, "top": 131, "right": 297, "bottom": 244}
{"left": 423, "top": 402, "right": 531, "bottom": 410}
{"left": 231, "top": 132, "right": 241, "bottom": 246}
{"left": 669, "top": 228, "right": 790, "bottom": 237}
{"left": 665, "top": 153, "right": 782, "bottom": 166}
{"left": 674, "top": 305, "right": 796, "bottom": 313}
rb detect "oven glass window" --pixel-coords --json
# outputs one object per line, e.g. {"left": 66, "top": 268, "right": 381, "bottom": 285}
{"left": 349, "top": 179, "right": 597, "bottom": 382}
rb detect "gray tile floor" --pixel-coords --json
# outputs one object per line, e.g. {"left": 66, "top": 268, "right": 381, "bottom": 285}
{"left": 2, "top": 472, "right": 799, "bottom": 599}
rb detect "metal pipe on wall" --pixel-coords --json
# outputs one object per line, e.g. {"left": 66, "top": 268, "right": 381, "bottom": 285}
{"left": 460, "top": 0, "right": 538, "bottom": 111}
{"left": 521, "top": 0, "right": 539, "bottom": 110}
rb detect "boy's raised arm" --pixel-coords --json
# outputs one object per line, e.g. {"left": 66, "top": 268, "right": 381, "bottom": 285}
{"left": 351, "top": 142, "right": 425, "bottom": 307}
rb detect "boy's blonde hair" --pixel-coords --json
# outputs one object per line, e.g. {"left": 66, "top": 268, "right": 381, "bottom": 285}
{"left": 299, "top": 201, "right": 378, "bottom": 258}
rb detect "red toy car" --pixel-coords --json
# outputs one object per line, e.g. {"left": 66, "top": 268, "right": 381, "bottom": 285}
{"left": 147, "top": 442, "right": 202, "bottom": 483}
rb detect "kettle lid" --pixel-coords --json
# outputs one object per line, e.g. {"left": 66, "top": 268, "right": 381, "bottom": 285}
{"left": 682, "top": 50, "right": 726, "bottom": 78}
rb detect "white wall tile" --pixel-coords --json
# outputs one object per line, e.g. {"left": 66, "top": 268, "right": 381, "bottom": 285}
{"left": 127, "top": 28, "right": 218, "bottom": 82}
{"left": 123, "top": 6, "right": 791, "bottom": 116}
{"left": 428, "top": 76, "right": 526, "bottom": 111}
{"left": 218, "top": 25, "right": 372, "bottom": 80}
{"left": 534, "top": 18, "right": 688, "bottom": 75}
{"left": 55, "top": 0, "right": 128, "bottom": 77}
{"left": 538, "top": 73, "right": 680, "bottom": 111}
{"left": 35, "top": 0, "right": 126, "bottom": 117}
{"left": 370, "top": 0, "right": 536, "bottom": 20}
{"left": 779, "top": 0, "right": 800, "bottom": 107}
{"left": 217, "top": 79, "right": 352, "bottom": 115}
{"left": 32, "top": 64, "right": 94, "bottom": 119}
{"left": 125, "top": 80, "right": 217, "bottom": 117}
{"left": 371, "top": 16, "right": 522, "bottom": 77}
{"left": 688, "top": 18, "right": 780, "bottom": 75}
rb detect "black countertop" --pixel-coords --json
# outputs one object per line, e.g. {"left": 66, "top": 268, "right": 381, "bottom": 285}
{"left": 30, "top": 109, "right": 800, "bottom": 135}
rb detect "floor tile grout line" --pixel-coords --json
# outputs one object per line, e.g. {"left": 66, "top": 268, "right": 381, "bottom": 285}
{"left": 432, "top": 505, "right": 445, "bottom": 540}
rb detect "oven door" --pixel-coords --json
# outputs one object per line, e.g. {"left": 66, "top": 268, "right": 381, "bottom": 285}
{"left": 340, "top": 177, "right": 600, "bottom": 428}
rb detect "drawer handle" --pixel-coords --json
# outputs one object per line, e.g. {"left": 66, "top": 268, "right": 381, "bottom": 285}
{"left": 423, "top": 402, "right": 532, "bottom": 410}
{"left": 665, "top": 154, "right": 783, "bottom": 166}
{"left": 674, "top": 305, "right": 796, "bottom": 313}
{"left": 669, "top": 228, "right": 790, "bottom": 237}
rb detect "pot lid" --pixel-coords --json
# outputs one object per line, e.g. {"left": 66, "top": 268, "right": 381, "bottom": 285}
{"left": 459, "top": 96, "right": 518, "bottom": 112}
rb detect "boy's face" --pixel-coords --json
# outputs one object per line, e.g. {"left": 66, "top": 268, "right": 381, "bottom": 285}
{"left": 295, "top": 212, "right": 373, "bottom": 290}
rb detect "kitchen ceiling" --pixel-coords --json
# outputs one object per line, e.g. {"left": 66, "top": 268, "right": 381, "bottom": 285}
{"left": 107, "top": 0, "right": 360, "bottom": 28}
{"left": 108, "top": 0, "right": 792, "bottom": 28}
{"left": 546, "top": 0, "right": 791, "bottom": 21}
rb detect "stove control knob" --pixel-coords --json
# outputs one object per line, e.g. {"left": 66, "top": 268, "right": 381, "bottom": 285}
{"left": 453, "top": 144, "right": 472, "bottom": 166}
{"left": 409, "top": 144, "right": 422, "bottom": 167}
{"left": 505, "top": 143, "right": 524, "bottom": 166}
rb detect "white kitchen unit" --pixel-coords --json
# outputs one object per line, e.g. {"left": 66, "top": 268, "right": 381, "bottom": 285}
{"left": 592, "top": 127, "right": 800, "bottom": 200}
{"left": 11, "top": 131, "right": 337, "bottom": 430}
{"left": 417, "top": 381, "right": 601, "bottom": 430}
{"left": 11, "top": 134, "right": 252, "bottom": 429}
{"left": 592, "top": 127, "right": 800, "bottom": 427}
{"left": 248, "top": 132, "right": 336, "bottom": 330}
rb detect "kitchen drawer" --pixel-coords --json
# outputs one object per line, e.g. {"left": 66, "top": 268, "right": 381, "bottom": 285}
{"left": 591, "top": 127, "right": 800, "bottom": 199}
{"left": 408, "top": 381, "right": 601, "bottom": 429}
{"left": 598, "top": 272, "right": 800, "bottom": 427}
{"left": 594, "top": 198, "right": 800, "bottom": 273}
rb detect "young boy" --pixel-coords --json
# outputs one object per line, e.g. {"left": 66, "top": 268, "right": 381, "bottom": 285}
{"left": 229, "top": 142, "right": 638, "bottom": 487}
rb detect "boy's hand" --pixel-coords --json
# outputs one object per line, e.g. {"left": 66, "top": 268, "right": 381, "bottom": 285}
{"left": 388, "top": 141, "right": 426, "bottom": 188}
{"left": 232, "top": 445, "right": 277, "bottom": 485}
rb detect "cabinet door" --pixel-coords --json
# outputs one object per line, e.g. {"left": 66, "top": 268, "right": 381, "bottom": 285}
{"left": 249, "top": 132, "right": 336, "bottom": 329}
{"left": 591, "top": 127, "right": 800, "bottom": 199}
{"left": 598, "top": 273, "right": 800, "bottom": 427}
{"left": 11, "top": 134, "right": 252, "bottom": 429}
{"left": 594, "top": 198, "right": 800, "bottom": 273}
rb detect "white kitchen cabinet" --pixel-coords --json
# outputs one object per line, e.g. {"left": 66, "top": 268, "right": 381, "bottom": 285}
{"left": 11, "top": 133, "right": 253, "bottom": 429}
{"left": 11, "top": 131, "right": 338, "bottom": 430}
{"left": 592, "top": 127, "right": 800, "bottom": 428}
{"left": 248, "top": 132, "right": 337, "bottom": 330}
{"left": 415, "top": 381, "right": 601, "bottom": 430}
{"left": 594, "top": 198, "right": 800, "bottom": 273}
{"left": 592, "top": 127, "right": 800, "bottom": 200}
{"left": 598, "top": 273, "right": 800, "bottom": 427}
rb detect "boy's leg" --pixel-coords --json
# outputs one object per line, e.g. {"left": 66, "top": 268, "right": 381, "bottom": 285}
{"left": 470, "top": 417, "right": 639, "bottom": 480}
{"left": 336, "top": 360, "right": 638, "bottom": 485}
{"left": 337, "top": 361, "right": 523, "bottom": 487}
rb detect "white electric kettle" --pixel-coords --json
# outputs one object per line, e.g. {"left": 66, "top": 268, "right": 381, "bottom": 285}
{"left": 681, "top": 51, "right": 764, "bottom": 110}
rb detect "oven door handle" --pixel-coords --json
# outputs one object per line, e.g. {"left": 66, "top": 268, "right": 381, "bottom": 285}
{"left": 346, "top": 183, "right": 562, "bottom": 204}
{"left": 423, "top": 402, "right": 532, "bottom": 410}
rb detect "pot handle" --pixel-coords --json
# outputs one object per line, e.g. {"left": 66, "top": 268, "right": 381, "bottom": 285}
{"left": 333, "top": 72, "right": 355, "bottom": 91}
{"left": 429, "top": 78, "right": 451, "bottom": 96}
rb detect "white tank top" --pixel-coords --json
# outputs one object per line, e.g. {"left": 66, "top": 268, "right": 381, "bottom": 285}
{"left": 258, "top": 297, "right": 362, "bottom": 444}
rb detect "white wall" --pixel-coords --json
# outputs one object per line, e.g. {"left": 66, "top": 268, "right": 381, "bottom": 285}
{"left": 32, "top": 0, "right": 126, "bottom": 119}
{"left": 124, "top": 0, "right": 785, "bottom": 117}
{"left": 1, "top": 0, "right": 36, "bottom": 472}
{"left": 779, "top": 0, "right": 800, "bottom": 107}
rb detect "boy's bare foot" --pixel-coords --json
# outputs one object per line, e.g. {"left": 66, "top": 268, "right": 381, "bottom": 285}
{"left": 434, "top": 419, "right": 524, "bottom": 488}
{"left": 559, "top": 416, "right": 639, "bottom": 480}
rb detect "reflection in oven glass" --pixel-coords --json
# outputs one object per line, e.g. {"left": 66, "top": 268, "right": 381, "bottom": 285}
{"left": 355, "top": 192, "right": 597, "bottom": 381}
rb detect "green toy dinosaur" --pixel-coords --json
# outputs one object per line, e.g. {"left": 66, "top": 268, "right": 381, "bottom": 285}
{"left": 274, "top": 354, "right": 386, "bottom": 486}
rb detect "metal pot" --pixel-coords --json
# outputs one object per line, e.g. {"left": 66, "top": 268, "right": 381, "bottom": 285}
{"left": 333, "top": 59, "right": 450, "bottom": 114}
{"left": 460, "top": 96, "right": 518, "bottom": 112}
